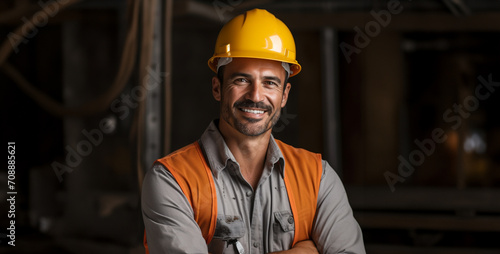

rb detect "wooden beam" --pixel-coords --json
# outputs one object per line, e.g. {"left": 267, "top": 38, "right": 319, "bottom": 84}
{"left": 346, "top": 186, "right": 500, "bottom": 212}
{"left": 366, "top": 244, "right": 500, "bottom": 254}
{"left": 278, "top": 12, "right": 500, "bottom": 31}
{"left": 356, "top": 212, "right": 500, "bottom": 231}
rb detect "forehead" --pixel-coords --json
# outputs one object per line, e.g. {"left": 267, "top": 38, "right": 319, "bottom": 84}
{"left": 224, "top": 58, "right": 285, "bottom": 79}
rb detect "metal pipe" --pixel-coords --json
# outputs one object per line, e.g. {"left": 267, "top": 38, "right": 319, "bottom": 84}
{"left": 164, "top": 0, "right": 173, "bottom": 155}
{"left": 321, "top": 27, "right": 342, "bottom": 176}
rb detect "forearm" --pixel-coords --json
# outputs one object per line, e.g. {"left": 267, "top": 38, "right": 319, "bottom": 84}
{"left": 268, "top": 240, "right": 319, "bottom": 254}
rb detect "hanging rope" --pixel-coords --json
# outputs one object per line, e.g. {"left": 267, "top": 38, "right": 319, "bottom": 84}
{"left": 0, "top": 0, "right": 140, "bottom": 117}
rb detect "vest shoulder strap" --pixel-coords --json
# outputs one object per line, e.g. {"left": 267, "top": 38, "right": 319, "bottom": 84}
{"left": 275, "top": 139, "right": 323, "bottom": 246}
{"left": 156, "top": 142, "right": 217, "bottom": 243}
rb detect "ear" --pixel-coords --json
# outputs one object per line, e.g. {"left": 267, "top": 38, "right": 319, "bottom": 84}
{"left": 212, "top": 76, "right": 221, "bottom": 101}
{"left": 281, "top": 82, "right": 291, "bottom": 108}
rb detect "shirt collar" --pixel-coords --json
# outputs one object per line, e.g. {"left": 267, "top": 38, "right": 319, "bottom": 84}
{"left": 199, "top": 120, "right": 285, "bottom": 179}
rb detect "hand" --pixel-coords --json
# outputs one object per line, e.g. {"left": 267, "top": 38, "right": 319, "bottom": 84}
{"left": 268, "top": 240, "right": 319, "bottom": 254}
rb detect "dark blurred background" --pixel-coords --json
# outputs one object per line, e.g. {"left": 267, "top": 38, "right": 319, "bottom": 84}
{"left": 1, "top": 0, "right": 500, "bottom": 253}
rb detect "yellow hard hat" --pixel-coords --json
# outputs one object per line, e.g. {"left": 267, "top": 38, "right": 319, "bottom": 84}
{"left": 208, "top": 9, "right": 301, "bottom": 77}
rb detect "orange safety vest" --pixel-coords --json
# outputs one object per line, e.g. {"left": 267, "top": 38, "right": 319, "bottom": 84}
{"left": 144, "top": 140, "right": 322, "bottom": 253}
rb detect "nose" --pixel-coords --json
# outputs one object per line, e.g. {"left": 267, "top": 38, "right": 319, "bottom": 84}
{"left": 246, "top": 83, "right": 264, "bottom": 103}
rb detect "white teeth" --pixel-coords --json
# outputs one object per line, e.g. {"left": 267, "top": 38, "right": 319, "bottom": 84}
{"left": 241, "top": 108, "right": 264, "bottom": 114}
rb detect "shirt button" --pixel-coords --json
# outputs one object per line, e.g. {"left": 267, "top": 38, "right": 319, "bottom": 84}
{"left": 246, "top": 190, "right": 252, "bottom": 197}
{"left": 253, "top": 242, "right": 259, "bottom": 248}
{"left": 288, "top": 216, "right": 294, "bottom": 224}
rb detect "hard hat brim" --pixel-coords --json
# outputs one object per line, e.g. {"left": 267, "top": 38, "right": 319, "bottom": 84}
{"left": 208, "top": 55, "right": 301, "bottom": 77}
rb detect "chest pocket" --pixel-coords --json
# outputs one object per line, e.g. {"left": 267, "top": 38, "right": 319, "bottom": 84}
{"left": 272, "top": 211, "right": 295, "bottom": 251}
{"left": 213, "top": 214, "right": 246, "bottom": 240}
{"left": 210, "top": 214, "right": 246, "bottom": 254}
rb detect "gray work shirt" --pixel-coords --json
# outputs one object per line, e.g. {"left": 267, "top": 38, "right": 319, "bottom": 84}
{"left": 142, "top": 121, "right": 365, "bottom": 254}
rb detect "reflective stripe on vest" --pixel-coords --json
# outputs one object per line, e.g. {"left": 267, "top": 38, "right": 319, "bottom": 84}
{"left": 144, "top": 140, "right": 322, "bottom": 252}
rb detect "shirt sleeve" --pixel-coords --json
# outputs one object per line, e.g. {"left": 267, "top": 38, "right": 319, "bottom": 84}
{"left": 311, "top": 161, "right": 366, "bottom": 254}
{"left": 141, "top": 163, "right": 208, "bottom": 254}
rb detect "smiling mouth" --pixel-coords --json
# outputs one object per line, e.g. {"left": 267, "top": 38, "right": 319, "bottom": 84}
{"left": 240, "top": 108, "right": 265, "bottom": 114}
{"left": 234, "top": 100, "right": 271, "bottom": 117}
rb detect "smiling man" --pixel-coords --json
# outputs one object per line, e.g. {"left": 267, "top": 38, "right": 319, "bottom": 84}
{"left": 142, "top": 9, "right": 365, "bottom": 254}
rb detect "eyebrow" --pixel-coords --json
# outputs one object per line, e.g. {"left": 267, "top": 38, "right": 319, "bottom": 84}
{"left": 229, "top": 72, "right": 282, "bottom": 85}
{"left": 229, "top": 72, "right": 253, "bottom": 80}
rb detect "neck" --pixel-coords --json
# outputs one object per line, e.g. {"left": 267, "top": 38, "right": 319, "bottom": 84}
{"left": 218, "top": 119, "right": 271, "bottom": 189}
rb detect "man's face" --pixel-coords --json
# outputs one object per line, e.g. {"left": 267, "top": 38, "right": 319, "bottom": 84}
{"left": 212, "top": 58, "right": 291, "bottom": 137}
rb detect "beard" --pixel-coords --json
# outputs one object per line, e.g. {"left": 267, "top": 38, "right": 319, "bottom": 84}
{"left": 221, "top": 99, "right": 281, "bottom": 136}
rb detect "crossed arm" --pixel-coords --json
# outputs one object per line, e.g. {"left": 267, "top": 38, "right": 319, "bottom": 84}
{"left": 208, "top": 241, "right": 317, "bottom": 254}
{"left": 208, "top": 240, "right": 318, "bottom": 254}
{"left": 270, "top": 240, "right": 319, "bottom": 254}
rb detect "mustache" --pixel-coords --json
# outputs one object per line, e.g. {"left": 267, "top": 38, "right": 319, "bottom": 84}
{"left": 234, "top": 99, "right": 272, "bottom": 111}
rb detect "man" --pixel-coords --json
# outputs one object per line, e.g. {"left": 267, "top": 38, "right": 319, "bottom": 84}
{"left": 142, "top": 8, "right": 365, "bottom": 254}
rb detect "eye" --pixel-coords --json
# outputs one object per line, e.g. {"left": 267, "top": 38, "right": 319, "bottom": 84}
{"left": 263, "top": 80, "right": 279, "bottom": 87}
{"left": 234, "top": 78, "right": 250, "bottom": 85}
